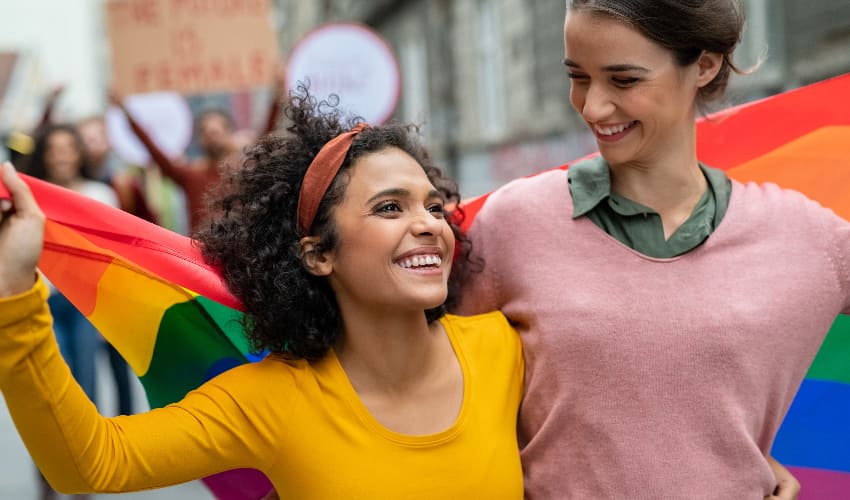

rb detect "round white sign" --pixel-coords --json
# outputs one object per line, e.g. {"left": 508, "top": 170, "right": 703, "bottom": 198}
{"left": 105, "top": 92, "right": 193, "bottom": 167}
{"left": 285, "top": 23, "right": 401, "bottom": 125}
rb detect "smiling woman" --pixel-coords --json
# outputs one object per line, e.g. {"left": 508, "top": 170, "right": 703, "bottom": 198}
{"left": 0, "top": 89, "right": 524, "bottom": 498}
{"left": 452, "top": 1, "right": 831, "bottom": 499}
{"left": 314, "top": 149, "right": 455, "bottom": 327}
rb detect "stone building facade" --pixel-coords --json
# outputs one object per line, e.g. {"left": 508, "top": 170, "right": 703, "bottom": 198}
{"left": 272, "top": 0, "right": 850, "bottom": 196}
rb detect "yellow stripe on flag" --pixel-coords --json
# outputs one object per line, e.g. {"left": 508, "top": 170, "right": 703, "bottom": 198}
{"left": 88, "top": 262, "right": 198, "bottom": 377}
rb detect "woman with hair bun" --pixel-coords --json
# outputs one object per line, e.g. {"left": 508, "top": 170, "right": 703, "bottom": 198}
{"left": 456, "top": 1, "right": 826, "bottom": 498}
{"left": 0, "top": 91, "right": 524, "bottom": 498}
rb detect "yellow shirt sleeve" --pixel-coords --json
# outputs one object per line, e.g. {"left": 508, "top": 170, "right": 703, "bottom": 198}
{"left": 0, "top": 278, "right": 524, "bottom": 498}
{"left": 0, "top": 277, "right": 292, "bottom": 494}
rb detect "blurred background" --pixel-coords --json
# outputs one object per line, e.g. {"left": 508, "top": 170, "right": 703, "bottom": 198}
{"left": 0, "top": 0, "right": 849, "bottom": 498}
{"left": 1, "top": 1, "right": 849, "bottom": 203}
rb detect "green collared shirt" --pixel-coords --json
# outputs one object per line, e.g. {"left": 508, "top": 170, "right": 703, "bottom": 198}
{"left": 568, "top": 155, "right": 732, "bottom": 258}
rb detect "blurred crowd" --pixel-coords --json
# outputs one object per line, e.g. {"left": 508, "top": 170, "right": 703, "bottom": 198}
{"left": 9, "top": 79, "right": 283, "bottom": 500}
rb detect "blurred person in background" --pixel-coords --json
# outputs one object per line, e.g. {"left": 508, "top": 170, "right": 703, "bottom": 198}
{"left": 109, "top": 71, "right": 284, "bottom": 233}
{"left": 26, "top": 123, "right": 119, "bottom": 500}
{"left": 77, "top": 114, "right": 158, "bottom": 227}
{"left": 77, "top": 114, "right": 159, "bottom": 418}
{"left": 26, "top": 124, "right": 117, "bottom": 403}
{"left": 3, "top": 84, "right": 65, "bottom": 172}
{"left": 77, "top": 115, "right": 124, "bottom": 181}
{"left": 110, "top": 91, "right": 237, "bottom": 233}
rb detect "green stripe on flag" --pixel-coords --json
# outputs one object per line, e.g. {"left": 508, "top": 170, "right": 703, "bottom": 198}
{"left": 141, "top": 298, "right": 249, "bottom": 407}
{"left": 806, "top": 314, "right": 850, "bottom": 385}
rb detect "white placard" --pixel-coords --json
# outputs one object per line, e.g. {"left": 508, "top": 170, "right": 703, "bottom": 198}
{"left": 105, "top": 92, "right": 194, "bottom": 167}
{"left": 286, "top": 23, "right": 401, "bottom": 125}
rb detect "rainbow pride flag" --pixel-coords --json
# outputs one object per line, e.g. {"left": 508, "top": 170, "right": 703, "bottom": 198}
{"left": 29, "top": 177, "right": 271, "bottom": 498}
{"left": 20, "top": 72, "right": 850, "bottom": 498}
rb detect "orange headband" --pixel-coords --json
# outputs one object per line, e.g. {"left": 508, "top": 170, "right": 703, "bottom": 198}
{"left": 296, "top": 123, "right": 368, "bottom": 235}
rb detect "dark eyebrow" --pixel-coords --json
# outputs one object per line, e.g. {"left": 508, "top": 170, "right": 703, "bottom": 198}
{"left": 366, "top": 188, "right": 445, "bottom": 205}
{"left": 563, "top": 58, "right": 649, "bottom": 73}
{"left": 602, "top": 64, "right": 649, "bottom": 73}
{"left": 428, "top": 189, "right": 446, "bottom": 202}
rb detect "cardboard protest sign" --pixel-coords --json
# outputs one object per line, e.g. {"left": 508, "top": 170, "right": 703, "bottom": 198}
{"left": 107, "top": 0, "right": 278, "bottom": 95}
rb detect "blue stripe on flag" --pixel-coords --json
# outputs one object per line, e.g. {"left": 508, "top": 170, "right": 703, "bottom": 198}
{"left": 772, "top": 378, "right": 850, "bottom": 472}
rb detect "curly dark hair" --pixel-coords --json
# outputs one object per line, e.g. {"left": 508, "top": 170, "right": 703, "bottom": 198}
{"left": 26, "top": 123, "right": 96, "bottom": 182}
{"left": 197, "top": 88, "right": 474, "bottom": 361}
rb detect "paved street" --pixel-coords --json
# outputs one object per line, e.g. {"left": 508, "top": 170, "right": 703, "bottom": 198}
{"left": 0, "top": 350, "right": 213, "bottom": 499}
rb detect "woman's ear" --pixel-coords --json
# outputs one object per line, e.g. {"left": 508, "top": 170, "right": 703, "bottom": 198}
{"left": 300, "top": 236, "right": 333, "bottom": 276}
{"left": 695, "top": 50, "right": 723, "bottom": 89}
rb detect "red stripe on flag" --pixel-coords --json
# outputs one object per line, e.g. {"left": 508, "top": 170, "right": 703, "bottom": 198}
{"left": 22, "top": 175, "right": 241, "bottom": 310}
{"left": 696, "top": 73, "right": 850, "bottom": 168}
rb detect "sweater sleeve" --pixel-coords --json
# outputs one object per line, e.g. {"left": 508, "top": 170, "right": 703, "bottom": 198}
{"left": 823, "top": 205, "right": 850, "bottom": 315}
{"left": 0, "top": 277, "right": 286, "bottom": 494}
{"left": 453, "top": 195, "right": 507, "bottom": 316}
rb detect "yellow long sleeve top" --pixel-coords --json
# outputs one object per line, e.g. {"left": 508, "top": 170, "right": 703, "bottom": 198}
{"left": 0, "top": 278, "right": 524, "bottom": 499}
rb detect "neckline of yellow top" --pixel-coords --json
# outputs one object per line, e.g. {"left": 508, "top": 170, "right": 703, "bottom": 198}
{"left": 327, "top": 315, "right": 470, "bottom": 445}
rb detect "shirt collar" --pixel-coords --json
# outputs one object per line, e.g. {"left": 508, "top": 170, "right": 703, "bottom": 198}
{"left": 568, "top": 155, "right": 611, "bottom": 218}
{"left": 568, "top": 156, "right": 729, "bottom": 219}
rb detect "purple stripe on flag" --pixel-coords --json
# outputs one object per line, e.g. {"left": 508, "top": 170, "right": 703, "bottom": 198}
{"left": 789, "top": 466, "right": 850, "bottom": 500}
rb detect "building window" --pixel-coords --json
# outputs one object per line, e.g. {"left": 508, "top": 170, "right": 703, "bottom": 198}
{"left": 476, "top": 0, "right": 506, "bottom": 140}
{"left": 731, "top": 0, "right": 784, "bottom": 93}
{"left": 400, "top": 35, "right": 429, "bottom": 127}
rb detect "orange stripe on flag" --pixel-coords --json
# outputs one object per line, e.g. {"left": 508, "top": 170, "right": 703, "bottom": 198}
{"left": 727, "top": 126, "right": 850, "bottom": 219}
{"left": 39, "top": 221, "right": 112, "bottom": 316}
{"left": 39, "top": 221, "right": 199, "bottom": 377}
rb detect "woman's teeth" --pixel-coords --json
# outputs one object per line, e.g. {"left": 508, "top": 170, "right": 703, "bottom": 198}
{"left": 397, "top": 255, "right": 442, "bottom": 268}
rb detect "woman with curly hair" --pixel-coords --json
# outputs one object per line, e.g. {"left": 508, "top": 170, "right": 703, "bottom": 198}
{"left": 0, "top": 92, "right": 524, "bottom": 498}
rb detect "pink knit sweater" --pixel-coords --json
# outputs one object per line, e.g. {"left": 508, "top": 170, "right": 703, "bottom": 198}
{"left": 457, "top": 168, "right": 850, "bottom": 499}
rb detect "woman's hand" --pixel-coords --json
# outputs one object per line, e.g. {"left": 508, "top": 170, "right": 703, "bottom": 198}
{"left": 259, "top": 489, "right": 279, "bottom": 500}
{"left": 0, "top": 162, "right": 45, "bottom": 297}
{"left": 765, "top": 455, "right": 800, "bottom": 500}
